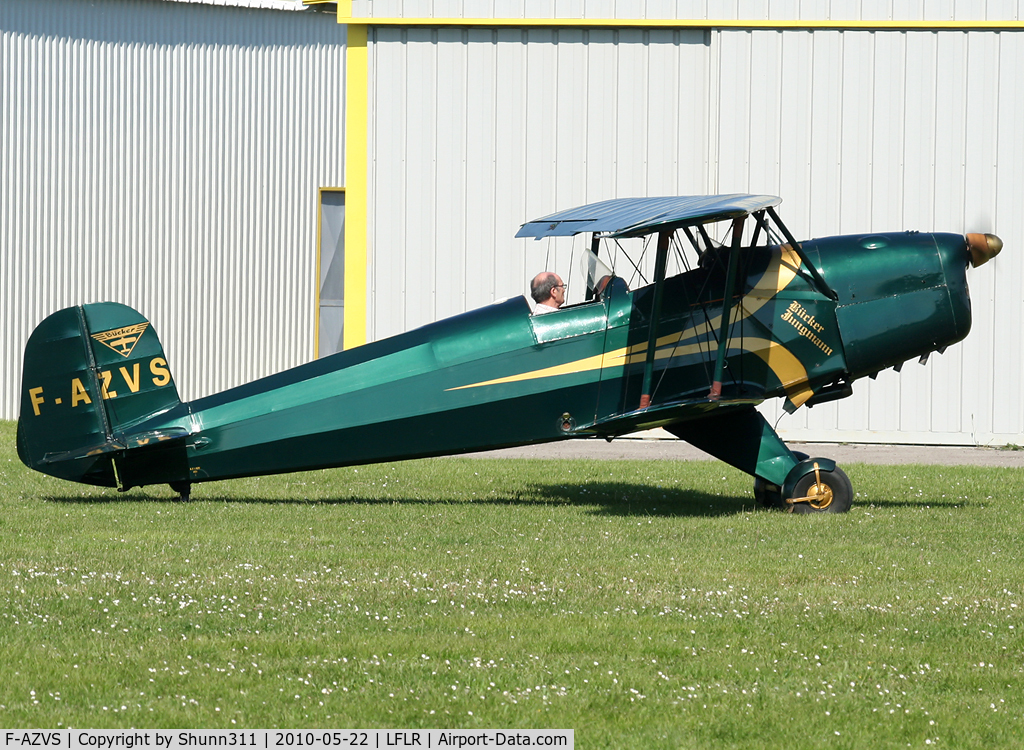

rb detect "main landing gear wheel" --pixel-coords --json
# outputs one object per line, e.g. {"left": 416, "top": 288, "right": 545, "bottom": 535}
{"left": 754, "top": 452, "right": 807, "bottom": 509}
{"left": 786, "top": 464, "right": 853, "bottom": 514}
{"left": 169, "top": 482, "right": 192, "bottom": 502}
{"left": 754, "top": 477, "right": 783, "bottom": 509}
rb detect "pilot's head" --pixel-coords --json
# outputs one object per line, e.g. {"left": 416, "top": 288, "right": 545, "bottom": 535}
{"left": 531, "top": 272, "right": 565, "bottom": 308}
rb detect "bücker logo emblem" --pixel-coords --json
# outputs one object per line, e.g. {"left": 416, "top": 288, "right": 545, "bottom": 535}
{"left": 91, "top": 323, "right": 150, "bottom": 358}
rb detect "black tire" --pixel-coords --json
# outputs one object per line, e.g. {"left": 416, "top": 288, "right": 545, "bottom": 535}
{"left": 753, "top": 452, "right": 807, "bottom": 509}
{"left": 787, "top": 465, "right": 853, "bottom": 514}
{"left": 753, "top": 477, "right": 783, "bottom": 508}
{"left": 169, "top": 481, "right": 192, "bottom": 502}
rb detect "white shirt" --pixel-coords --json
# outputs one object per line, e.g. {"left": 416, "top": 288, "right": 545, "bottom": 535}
{"left": 533, "top": 303, "right": 561, "bottom": 315}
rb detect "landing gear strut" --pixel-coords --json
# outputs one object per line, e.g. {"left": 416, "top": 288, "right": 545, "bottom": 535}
{"left": 169, "top": 481, "right": 191, "bottom": 502}
{"left": 664, "top": 407, "right": 854, "bottom": 514}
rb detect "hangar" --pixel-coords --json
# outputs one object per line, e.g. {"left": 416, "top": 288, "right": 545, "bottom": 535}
{"left": 3, "top": 0, "right": 1023, "bottom": 446}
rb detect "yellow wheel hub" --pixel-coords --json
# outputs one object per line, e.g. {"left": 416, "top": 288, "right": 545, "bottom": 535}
{"left": 787, "top": 462, "right": 834, "bottom": 511}
{"left": 803, "top": 481, "right": 833, "bottom": 510}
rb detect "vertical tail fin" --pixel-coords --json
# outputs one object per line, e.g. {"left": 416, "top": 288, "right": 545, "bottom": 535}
{"left": 18, "top": 303, "right": 185, "bottom": 488}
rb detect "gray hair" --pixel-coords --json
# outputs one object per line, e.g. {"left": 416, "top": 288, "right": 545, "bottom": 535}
{"left": 531, "top": 273, "right": 558, "bottom": 303}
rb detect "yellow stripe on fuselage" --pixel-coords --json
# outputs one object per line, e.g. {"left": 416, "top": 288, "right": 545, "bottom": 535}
{"left": 446, "top": 347, "right": 631, "bottom": 391}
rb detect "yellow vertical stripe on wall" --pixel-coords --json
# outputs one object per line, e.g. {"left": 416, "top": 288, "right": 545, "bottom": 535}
{"left": 343, "top": 16, "right": 368, "bottom": 349}
{"left": 314, "top": 188, "right": 323, "bottom": 359}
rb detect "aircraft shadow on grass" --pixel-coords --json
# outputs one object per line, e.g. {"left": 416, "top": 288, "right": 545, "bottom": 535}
{"left": 522, "top": 481, "right": 754, "bottom": 517}
{"left": 43, "top": 479, "right": 968, "bottom": 515}
{"left": 44, "top": 482, "right": 769, "bottom": 518}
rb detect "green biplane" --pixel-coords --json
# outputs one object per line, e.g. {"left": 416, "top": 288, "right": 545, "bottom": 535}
{"left": 17, "top": 195, "right": 1002, "bottom": 512}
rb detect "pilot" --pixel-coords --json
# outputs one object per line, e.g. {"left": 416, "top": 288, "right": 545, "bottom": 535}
{"left": 530, "top": 272, "right": 565, "bottom": 314}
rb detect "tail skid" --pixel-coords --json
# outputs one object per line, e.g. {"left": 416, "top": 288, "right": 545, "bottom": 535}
{"left": 18, "top": 303, "right": 189, "bottom": 489}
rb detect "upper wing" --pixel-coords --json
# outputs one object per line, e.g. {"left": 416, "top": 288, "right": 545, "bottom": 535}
{"left": 516, "top": 194, "right": 782, "bottom": 240}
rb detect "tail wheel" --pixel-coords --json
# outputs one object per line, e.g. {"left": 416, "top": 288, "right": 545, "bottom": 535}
{"left": 786, "top": 463, "right": 853, "bottom": 514}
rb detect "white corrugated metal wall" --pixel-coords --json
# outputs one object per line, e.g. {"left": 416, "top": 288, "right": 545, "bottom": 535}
{"left": 5, "top": 1, "right": 1022, "bottom": 447}
{"left": 0, "top": 0, "right": 345, "bottom": 418}
{"left": 718, "top": 28, "right": 1023, "bottom": 445}
{"left": 365, "top": 22, "right": 1024, "bottom": 446}
{"left": 367, "top": 27, "right": 711, "bottom": 338}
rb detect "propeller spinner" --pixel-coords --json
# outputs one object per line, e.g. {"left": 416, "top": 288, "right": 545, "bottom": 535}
{"left": 966, "top": 233, "right": 1003, "bottom": 267}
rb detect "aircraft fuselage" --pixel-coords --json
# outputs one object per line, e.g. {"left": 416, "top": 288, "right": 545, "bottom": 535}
{"left": 68, "top": 230, "right": 971, "bottom": 491}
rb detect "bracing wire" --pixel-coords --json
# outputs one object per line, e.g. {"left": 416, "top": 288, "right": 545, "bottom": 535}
{"left": 614, "top": 237, "right": 649, "bottom": 287}
{"left": 567, "top": 234, "right": 576, "bottom": 303}
{"left": 645, "top": 217, "right": 786, "bottom": 403}
{"left": 649, "top": 229, "right": 719, "bottom": 401}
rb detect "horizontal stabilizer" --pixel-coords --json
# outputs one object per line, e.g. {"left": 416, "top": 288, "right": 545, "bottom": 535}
{"left": 40, "top": 427, "right": 193, "bottom": 465}
{"left": 121, "top": 427, "right": 191, "bottom": 450}
{"left": 41, "top": 438, "right": 126, "bottom": 464}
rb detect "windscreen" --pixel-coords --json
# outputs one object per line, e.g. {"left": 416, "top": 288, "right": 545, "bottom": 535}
{"left": 580, "top": 249, "right": 614, "bottom": 301}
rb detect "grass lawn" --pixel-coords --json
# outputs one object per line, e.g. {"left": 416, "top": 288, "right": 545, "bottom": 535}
{"left": 1, "top": 420, "right": 1022, "bottom": 747}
